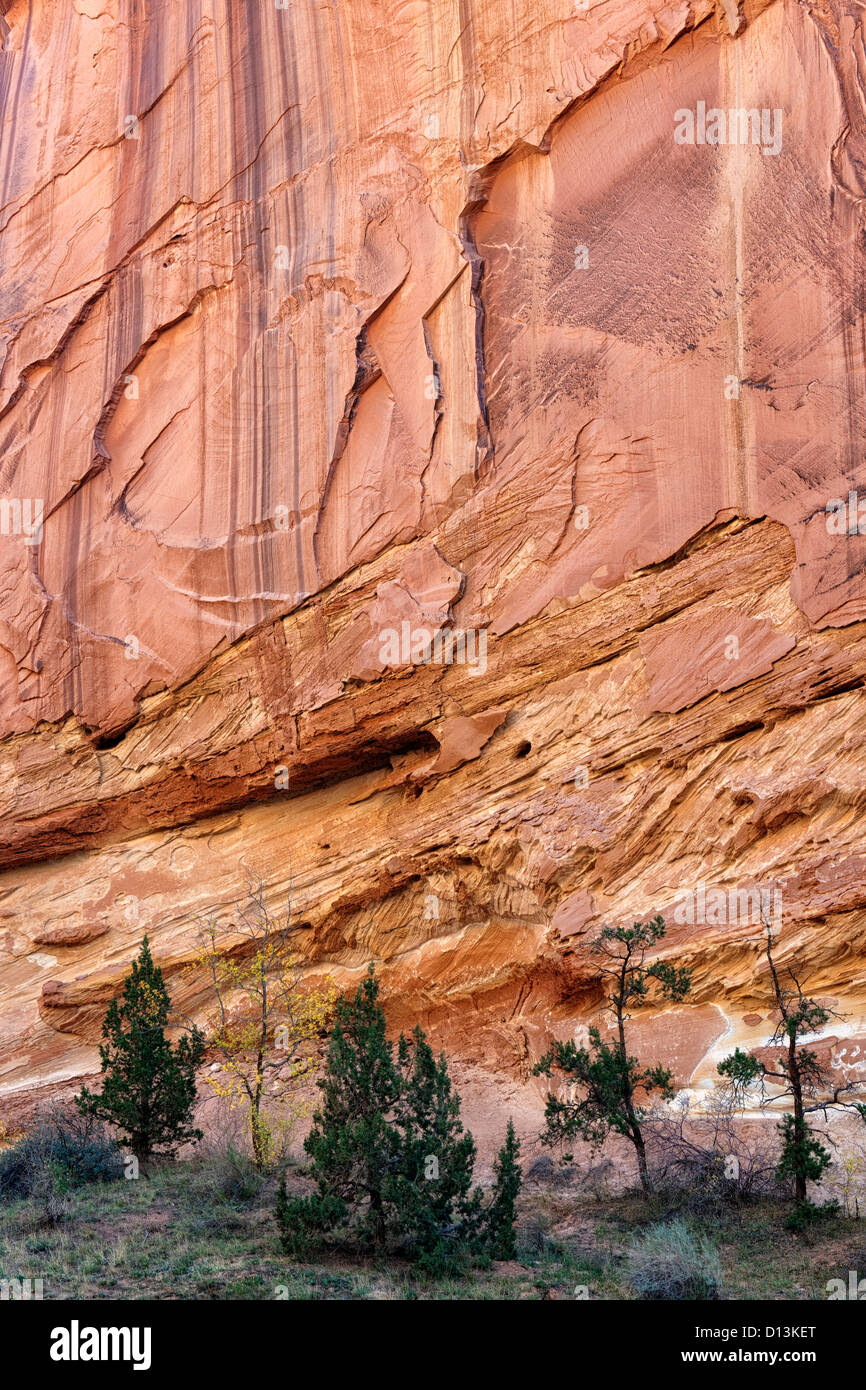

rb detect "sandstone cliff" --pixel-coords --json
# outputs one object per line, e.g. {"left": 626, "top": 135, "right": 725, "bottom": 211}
{"left": 2, "top": 0, "right": 866, "bottom": 1148}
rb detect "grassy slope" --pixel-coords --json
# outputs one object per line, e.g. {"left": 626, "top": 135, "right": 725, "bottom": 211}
{"left": 1, "top": 1158, "right": 864, "bottom": 1300}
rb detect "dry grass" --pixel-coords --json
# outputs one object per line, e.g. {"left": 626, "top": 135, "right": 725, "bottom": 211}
{"left": 0, "top": 1157, "right": 862, "bottom": 1300}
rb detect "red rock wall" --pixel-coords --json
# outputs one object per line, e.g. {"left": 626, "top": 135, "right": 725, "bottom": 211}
{"left": 2, "top": 0, "right": 866, "bottom": 1143}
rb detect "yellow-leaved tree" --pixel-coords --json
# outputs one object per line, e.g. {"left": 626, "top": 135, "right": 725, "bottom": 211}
{"left": 185, "top": 877, "right": 336, "bottom": 1168}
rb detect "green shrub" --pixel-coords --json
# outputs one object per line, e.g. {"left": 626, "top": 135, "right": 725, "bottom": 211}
{"left": 515, "top": 1212, "right": 569, "bottom": 1262}
{"left": 0, "top": 1105, "right": 124, "bottom": 1201}
{"left": 275, "top": 966, "right": 521, "bottom": 1268}
{"left": 205, "top": 1145, "right": 265, "bottom": 1205}
{"left": 413, "top": 1236, "right": 481, "bottom": 1279}
{"left": 75, "top": 936, "right": 204, "bottom": 1165}
{"left": 627, "top": 1218, "right": 722, "bottom": 1300}
{"left": 275, "top": 1181, "right": 345, "bottom": 1258}
{"left": 785, "top": 1198, "right": 840, "bottom": 1232}
{"left": 485, "top": 1120, "right": 522, "bottom": 1259}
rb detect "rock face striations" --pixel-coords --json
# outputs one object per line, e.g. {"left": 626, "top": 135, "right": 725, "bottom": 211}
{"left": 2, "top": 0, "right": 866, "bottom": 1140}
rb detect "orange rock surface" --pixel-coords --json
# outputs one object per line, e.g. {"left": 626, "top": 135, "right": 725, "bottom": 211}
{"left": 2, "top": 0, "right": 866, "bottom": 1149}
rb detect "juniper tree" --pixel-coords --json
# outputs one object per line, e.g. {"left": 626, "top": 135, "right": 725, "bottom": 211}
{"left": 718, "top": 925, "right": 866, "bottom": 1211}
{"left": 276, "top": 964, "right": 521, "bottom": 1266}
{"left": 485, "top": 1119, "right": 522, "bottom": 1260}
{"left": 282, "top": 964, "right": 402, "bottom": 1249}
{"left": 534, "top": 915, "right": 691, "bottom": 1193}
{"left": 387, "top": 1025, "right": 484, "bottom": 1266}
{"left": 75, "top": 936, "right": 204, "bottom": 1165}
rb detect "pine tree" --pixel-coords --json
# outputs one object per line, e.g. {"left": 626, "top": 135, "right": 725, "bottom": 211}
{"left": 718, "top": 924, "right": 866, "bottom": 1218}
{"left": 485, "top": 1119, "right": 522, "bottom": 1259}
{"left": 75, "top": 936, "right": 204, "bottom": 1165}
{"left": 295, "top": 964, "right": 402, "bottom": 1248}
{"left": 388, "top": 1026, "right": 484, "bottom": 1269}
{"left": 275, "top": 964, "right": 521, "bottom": 1268}
{"left": 534, "top": 915, "right": 690, "bottom": 1193}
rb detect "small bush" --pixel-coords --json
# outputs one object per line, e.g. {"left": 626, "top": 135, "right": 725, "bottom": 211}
{"left": 206, "top": 1145, "right": 265, "bottom": 1205}
{"left": 515, "top": 1212, "right": 566, "bottom": 1262}
{"left": 525, "top": 1156, "right": 555, "bottom": 1184}
{"left": 646, "top": 1098, "right": 781, "bottom": 1213}
{"left": 0, "top": 1104, "right": 124, "bottom": 1202}
{"left": 785, "top": 1198, "right": 840, "bottom": 1233}
{"left": 276, "top": 1179, "right": 345, "bottom": 1258}
{"left": 413, "top": 1237, "right": 478, "bottom": 1279}
{"left": 627, "top": 1218, "right": 723, "bottom": 1300}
